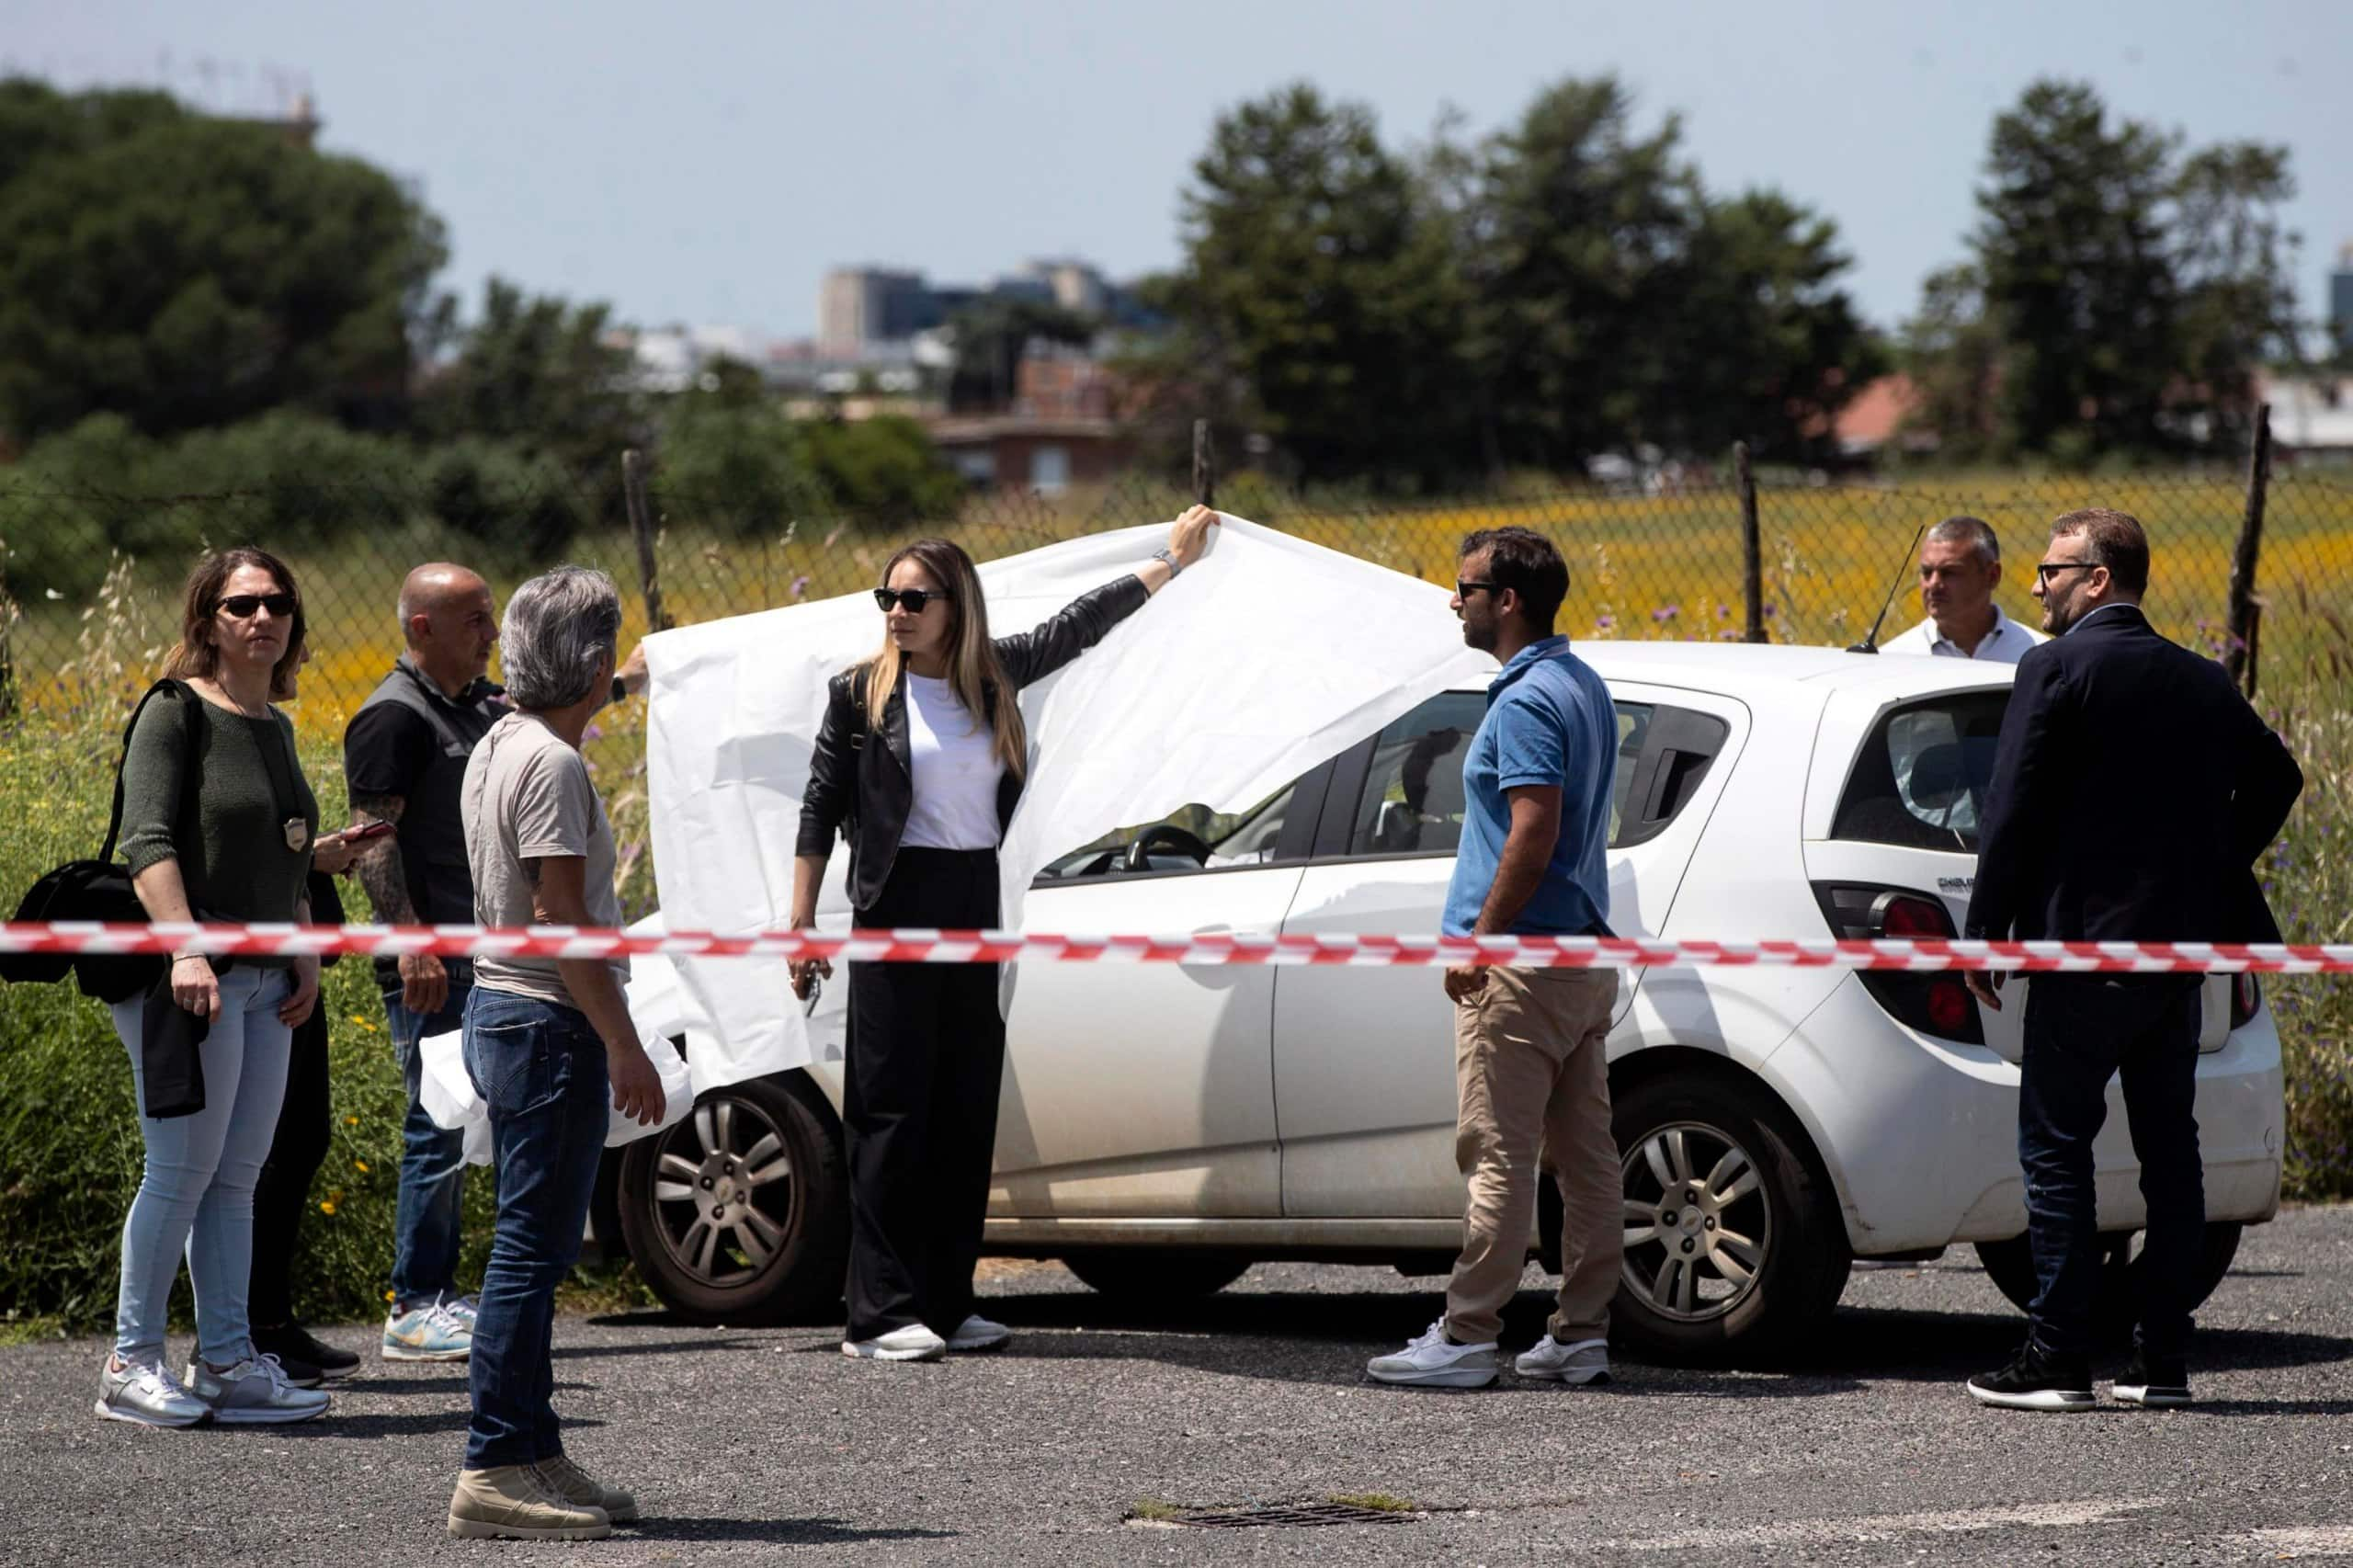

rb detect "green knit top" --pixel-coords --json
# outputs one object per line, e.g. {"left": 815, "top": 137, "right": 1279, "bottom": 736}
{"left": 119, "top": 687, "right": 320, "bottom": 967}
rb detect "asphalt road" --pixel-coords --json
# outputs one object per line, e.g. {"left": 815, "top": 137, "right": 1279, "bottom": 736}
{"left": 3, "top": 1206, "right": 2349, "bottom": 1566}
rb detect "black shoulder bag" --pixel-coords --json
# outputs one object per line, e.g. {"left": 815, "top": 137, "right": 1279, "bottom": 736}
{"left": 3, "top": 679, "right": 204, "bottom": 1002}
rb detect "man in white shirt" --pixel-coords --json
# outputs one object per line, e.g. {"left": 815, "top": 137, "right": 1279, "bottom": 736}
{"left": 1883, "top": 516, "right": 2047, "bottom": 664}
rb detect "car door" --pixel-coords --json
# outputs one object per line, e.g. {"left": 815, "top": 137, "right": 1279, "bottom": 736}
{"left": 987, "top": 774, "right": 1327, "bottom": 1220}
{"left": 1270, "top": 685, "right": 1741, "bottom": 1218}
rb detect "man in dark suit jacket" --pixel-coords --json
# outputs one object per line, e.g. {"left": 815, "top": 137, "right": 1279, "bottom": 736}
{"left": 1961, "top": 507, "right": 2302, "bottom": 1414}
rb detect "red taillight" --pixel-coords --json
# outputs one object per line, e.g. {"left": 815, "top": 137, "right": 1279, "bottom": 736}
{"left": 1876, "top": 894, "right": 1949, "bottom": 939}
{"left": 1925, "top": 977, "right": 1973, "bottom": 1036}
{"left": 1810, "top": 882, "right": 1984, "bottom": 1046}
{"left": 2230, "top": 972, "right": 2260, "bottom": 1029}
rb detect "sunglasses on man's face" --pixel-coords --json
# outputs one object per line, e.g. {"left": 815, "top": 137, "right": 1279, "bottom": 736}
{"left": 873, "top": 586, "right": 949, "bottom": 614}
{"left": 2033, "top": 562, "right": 2097, "bottom": 585}
{"left": 1455, "top": 580, "right": 1500, "bottom": 601}
{"left": 217, "top": 593, "right": 297, "bottom": 619}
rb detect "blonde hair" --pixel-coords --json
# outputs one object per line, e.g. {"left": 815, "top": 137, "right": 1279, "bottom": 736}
{"left": 860, "top": 538, "right": 1028, "bottom": 778}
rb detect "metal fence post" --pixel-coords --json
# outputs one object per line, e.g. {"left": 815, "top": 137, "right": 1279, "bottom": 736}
{"left": 1192, "top": 418, "right": 1216, "bottom": 509}
{"left": 2224, "top": 403, "right": 2270, "bottom": 694}
{"left": 620, "top": 449, "right": 671, "bottom": 632}
{"left": 1735, "top": 442, "right": 1765, "bottom": 642}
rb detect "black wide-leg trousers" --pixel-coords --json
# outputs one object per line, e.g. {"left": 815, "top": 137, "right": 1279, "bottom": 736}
{"left": 843, "top": 846, "right": 1006, "bottom": 1342}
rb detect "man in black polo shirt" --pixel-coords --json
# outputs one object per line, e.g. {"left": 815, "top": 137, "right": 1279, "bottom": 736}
{"left": 347, "top": 564, "right": 652, "bottom": 1363}
{"left": 347, "top": 564, "right": 505, "bottom": 1363}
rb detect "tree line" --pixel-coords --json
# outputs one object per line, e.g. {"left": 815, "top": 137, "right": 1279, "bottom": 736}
{"left": 0, "top": 70, "right": 2316, "bottom": 578}
{"left": 0, "top": 79, "right": 956, "bottom": 598}
{"left": 1129, "top": 75, "right": 2307, "bottom": 484}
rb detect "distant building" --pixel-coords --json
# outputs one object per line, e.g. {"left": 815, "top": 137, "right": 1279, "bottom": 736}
{"left": 817, "top": 257, "right": 1153, "bottom": 356}
{"left": 2263, "top": 371, "right": 2353, "bottom": 459}
{"left": 819, "top": 268, "right": 946, "bottom": 357}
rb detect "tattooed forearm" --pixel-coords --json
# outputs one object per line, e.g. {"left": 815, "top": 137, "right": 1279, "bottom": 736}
{"left": 349, "top": 793, "right": 419, "bottom": 924}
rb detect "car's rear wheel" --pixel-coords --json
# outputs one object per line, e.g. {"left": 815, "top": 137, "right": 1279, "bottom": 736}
{"left": 1972, "top": 1223, "right": 2242, "bottom": 1335}
{"left": 618, "top": 1074, "right": 848, "bottom": 1325}
{"left": 1611, "top": 1074, "right": 1850, "bottom": 1359}
{"left": 1062, "top": 1248, "right": 1250, "bottom": 1301}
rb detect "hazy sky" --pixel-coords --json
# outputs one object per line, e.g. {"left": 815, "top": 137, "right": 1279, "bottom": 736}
{"left": 7, "top": 0, "right": 2349, "bottom": 341}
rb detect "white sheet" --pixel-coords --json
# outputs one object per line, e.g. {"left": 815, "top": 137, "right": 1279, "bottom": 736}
{"left": 642, "top": 514, "right": 1495, "bottom": 1090}
{"left": 416, "top": 1028, "right": 695, "bottom": 1155}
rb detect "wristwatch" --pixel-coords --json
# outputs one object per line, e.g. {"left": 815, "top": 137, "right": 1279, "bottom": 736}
{"left": 1152, "top": 546, "right": 1182, "bottom": 578}
{"left": 610, "top": 676, "right": 630, "bottom": 706}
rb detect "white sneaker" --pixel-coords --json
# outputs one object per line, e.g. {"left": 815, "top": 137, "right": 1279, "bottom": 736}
{"left": 842, "top": 1324, "right": 948, "bottom": 1362}
{"left": 1366, "top": 1321, "right": 1498, "bottom": 1389}
{"left": 95, "top": 1355, "right": 209, "bottom": 1427}
{"left": 1516, "top": 1335, "right": 1611, "bottom": 1385}
{"left": 946, "top": 1314, "right": 1011, "bottom": 1352}
{"left": 183, "top": 1353, "right": 332, "bottom": 1425}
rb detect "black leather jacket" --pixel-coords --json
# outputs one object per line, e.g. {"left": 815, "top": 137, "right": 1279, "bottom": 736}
{"left": 797, "top": 574, "right": 1153, "bottom": 910}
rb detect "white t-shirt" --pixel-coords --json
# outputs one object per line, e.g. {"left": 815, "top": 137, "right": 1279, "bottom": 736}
{"left": 1883, "top": 607, "right": 2046, "bottom": 664}
{"left": 902, "top": 675, "right": 1006, "bottom": 850}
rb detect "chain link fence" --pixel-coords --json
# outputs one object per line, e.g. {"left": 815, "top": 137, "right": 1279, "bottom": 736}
{"left": 5, "top": 458, "right": 2347, "bottom": 733}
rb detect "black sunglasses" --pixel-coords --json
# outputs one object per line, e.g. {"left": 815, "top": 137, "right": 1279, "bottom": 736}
{"left": 2033, "top": 562, "right": 2098, "bottom": 585}
{"left": 873, "top": 586, "right": 950, "bottom": 613}
{"left": 1456, "top": 580, "right": 1501, "bottom": 599}
{"left": 217, "top": 592, "right": 297, "bottom": 619}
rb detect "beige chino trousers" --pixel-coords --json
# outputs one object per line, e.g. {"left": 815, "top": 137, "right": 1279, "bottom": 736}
{"left": 1442, "top": 965, "right": 1621, "bottom": 1346}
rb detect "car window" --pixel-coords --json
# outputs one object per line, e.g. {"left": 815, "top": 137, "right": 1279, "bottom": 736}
{"left": 1345, "top": 694, "right": 1662, "bottom": 858}
{"left": 1830, "top": 692, "right": 2009, "bottom": 852}
{"left": 1348, "top": 694, "right": 1484, "bottom": 856}
{"left": 1034, "top": 782, "right": 1299, "bottom": 882}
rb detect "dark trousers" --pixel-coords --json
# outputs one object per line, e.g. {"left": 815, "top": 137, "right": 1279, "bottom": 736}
{"left": 460, "top": 988, "right": 608, "bottom": 1471}
{"left": 249, "top": 1008, "right": 332, "bottom": 1327}
{"left": 844, "top": 846, "right": 1005, "bottom": 1342}
{"left": 382, "top": 960, "right": 475, "bottom": 1310}
{"left": 2019, "top": 974, "right": 2206, "bottom": 1362}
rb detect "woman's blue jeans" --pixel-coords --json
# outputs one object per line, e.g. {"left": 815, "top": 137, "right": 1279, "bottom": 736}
{"left": 111, "top": 965, "right": 294, "bottom": 1367}
{"left": 460, "top": 986, "right": 609, "bottom": 1471}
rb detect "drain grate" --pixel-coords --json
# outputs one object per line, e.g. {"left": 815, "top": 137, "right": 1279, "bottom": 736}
{"left": 1168, "top": 1502, "right": 1417, "bottom": 1530}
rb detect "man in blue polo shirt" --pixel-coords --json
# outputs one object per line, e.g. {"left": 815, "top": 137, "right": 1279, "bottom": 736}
{"left": 1369, "top": 527, "right": 1621, "bottom": 1391}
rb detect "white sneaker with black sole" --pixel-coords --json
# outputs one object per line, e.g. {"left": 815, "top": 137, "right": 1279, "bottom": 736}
{"left": 183, "top": 1353, "right": 332, "bottom": 1424}
{"left": 842, "top": 1324, "right": 948, "bottom": 1361}
{"left": 1515, "top": 1335, "right": 1611, "bottom": 1385}
{"left": 1366, "top": 1321, "right": 1498, "bottom": 1389}
{"left": 95, "top": 1356, "right": 209, "bottom": 1427}
{"left": 946, "top": 1314, "right": 1011, "bottom": 1352}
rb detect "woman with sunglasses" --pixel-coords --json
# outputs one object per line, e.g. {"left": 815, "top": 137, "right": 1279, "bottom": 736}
{"left": 791, "top": 506, "right": 1220, "bottom": 1361}
{"left": 96, "top": 548, "right": 331, "bottom": 1427}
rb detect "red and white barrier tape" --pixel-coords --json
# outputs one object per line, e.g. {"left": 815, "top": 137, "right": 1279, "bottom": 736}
{"left": 4, "top": 922, "right": 2351, "bottom": 973}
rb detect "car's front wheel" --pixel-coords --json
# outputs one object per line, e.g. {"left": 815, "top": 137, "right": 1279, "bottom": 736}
{"left": 1610, "top": 1073, "right": 1851, "bottom": 1359}
{"left": 1973, "top": 1223, "right": 2242, "bottom": 1335}
{"left": 617, "top": 1073, "right": 848, "bottom": 1325}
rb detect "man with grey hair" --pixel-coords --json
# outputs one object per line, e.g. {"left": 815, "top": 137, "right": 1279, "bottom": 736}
{"left": 447, "top": 566, "right": 662, "bottom": 1541}
{"left": 1884, "top": 516, "right": 2046, "bottom": 663}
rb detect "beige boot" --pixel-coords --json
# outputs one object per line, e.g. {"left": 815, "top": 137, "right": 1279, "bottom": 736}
{"left": 536, "top": 1454, "right": 641, "bottom": 1524}
{"left": 447, "top": 1464, "right": 612, "bottom": 1540}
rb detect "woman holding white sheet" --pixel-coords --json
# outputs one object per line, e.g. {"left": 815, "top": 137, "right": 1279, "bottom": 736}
{"left": 790, "top": 507, "right": 1218, "bottom": 1361}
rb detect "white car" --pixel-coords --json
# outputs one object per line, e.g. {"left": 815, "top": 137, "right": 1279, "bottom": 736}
{"left": 597, "top": 642, "right": 2283, "bottom": 1358}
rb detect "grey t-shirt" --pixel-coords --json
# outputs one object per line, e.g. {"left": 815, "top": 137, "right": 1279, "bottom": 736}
{"left": 460, "top": 710, "right": 630, "bottom": 1007}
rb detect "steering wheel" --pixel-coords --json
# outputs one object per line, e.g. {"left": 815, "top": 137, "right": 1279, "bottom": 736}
{"left": 1120, "top": 823, "right": 1212, "bottom": 872}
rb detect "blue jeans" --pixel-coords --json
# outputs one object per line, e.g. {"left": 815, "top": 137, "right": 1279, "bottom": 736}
{"left": 110, "top": 966, "right": 294, "bottom": 1367}
{"left": 460, "top": 987, "right": 608, "bottom": 1471}
{"left": 2019, "top": 974, "right": 2206, "bottom": 1361}
{"left": 384, "top": 960, "right": 474, "bottom": 1309}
